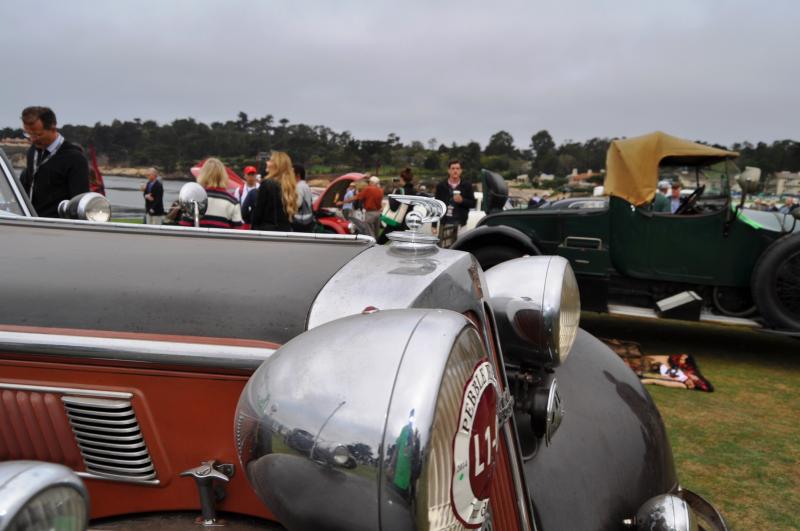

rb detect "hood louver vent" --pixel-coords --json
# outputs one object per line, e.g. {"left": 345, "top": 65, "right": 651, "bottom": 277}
{"left": 62, "top": 396, "right": 157, "bottom": 483}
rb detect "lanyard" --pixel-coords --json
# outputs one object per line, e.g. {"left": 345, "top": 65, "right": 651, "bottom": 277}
{"left": 30, "top": 136, "right": 64, "bottom": 202}
{"left": 32, "top": 135, "right": 64, "bottom": 176}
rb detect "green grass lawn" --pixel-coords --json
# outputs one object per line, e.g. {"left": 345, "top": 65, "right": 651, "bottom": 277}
{"left": 581, "top": 314, "right": 800, "bottom": 530}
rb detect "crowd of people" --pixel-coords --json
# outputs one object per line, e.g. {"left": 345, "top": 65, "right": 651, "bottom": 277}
{"left": 16, "top": 106, "right": 799, "bottom": 238}
{"left": 149, "top": 155, "right": 478, "bottom": 240}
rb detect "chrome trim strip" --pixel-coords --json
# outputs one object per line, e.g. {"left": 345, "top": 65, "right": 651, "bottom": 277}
{"left": 564, "top": 236, "right": 602, "bottom": 249}
{"left": 69, "top": 420, "right": 141, "bottom": 434}
{"left": 0, "top": 330, "right": 276, "bottom": 370}
{"left": 69, "top": 415, "right": 136, "bottom": 427}
{"left": 76, "top": 432, "right": 144, "bottom": 443}
{"left": 76, "top": 436, "right": 147, "bottom": 450}
{"left": 75, "top": 471, "right": 160, "bottom": 486}
{"left": 0, "top": 214, "right": 375, "bottom": 244}
{"left": 86, "top": 463, "right": 156, "bottom": 481}
{"left": 62, "top": 396, "right": 131, "bottom": 408}
{"left": 76, "top": 445, "right": 150, "bottom": 458}
{"left": 505, "top": 421, "right": 535, "bottom": 530}
{"left": 82, "top": 454, "right": 154, "bottom": 467}
{"left": 0, "top": 382, "right": 132, "bottom": 399}
{"left": 63, "top": 407, "right": 135, "bottom": 418}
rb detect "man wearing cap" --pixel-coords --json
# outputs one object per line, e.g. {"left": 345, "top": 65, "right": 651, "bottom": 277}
{"left": 339, "top": 175, "right": 384, "bottom": 238}
{"left": 19, "top": 106, "right": 89, "bottom": 217}
{"left": 653, "top": 180, "right": 671, "bottom": 213}
{"left": 237, "top": 166, "right": 260, "bottom": 205}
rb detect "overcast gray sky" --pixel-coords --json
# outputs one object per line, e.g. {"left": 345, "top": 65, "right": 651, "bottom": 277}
{"left": 1, "top": 0, "right": 797, "bottom": 148}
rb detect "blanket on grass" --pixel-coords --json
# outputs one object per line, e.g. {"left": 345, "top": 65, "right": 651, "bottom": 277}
{"left": 601, "top": 338, "right": 714, "bottom": 392}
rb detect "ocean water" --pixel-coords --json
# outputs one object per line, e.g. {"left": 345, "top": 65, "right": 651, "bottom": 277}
{"left": 103, "top": 175, "right": 184, "bottom": 218}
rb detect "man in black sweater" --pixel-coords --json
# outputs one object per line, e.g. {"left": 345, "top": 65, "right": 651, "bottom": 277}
{"left": 20, "top": 106, "right": 89, "bottom": 217}
{"left": 435, "top": 159, "right": 476, "bottom": 228}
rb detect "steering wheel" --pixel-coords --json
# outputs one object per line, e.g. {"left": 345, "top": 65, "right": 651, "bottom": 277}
{"left": 674, "top": 185, "right": 705, "bottom": 215}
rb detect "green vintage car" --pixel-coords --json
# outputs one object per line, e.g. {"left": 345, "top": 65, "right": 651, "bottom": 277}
{"left": 454, "top": 131, "right": 800, "bottom": 333}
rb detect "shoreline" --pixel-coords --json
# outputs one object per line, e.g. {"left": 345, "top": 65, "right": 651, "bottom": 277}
{"left": 99, "top": 167, "right": 193, "bottom": 180}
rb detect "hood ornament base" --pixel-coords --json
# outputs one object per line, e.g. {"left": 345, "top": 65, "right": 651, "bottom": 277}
{"left": 386, "top": 195, "right": 446, "bottom": 252}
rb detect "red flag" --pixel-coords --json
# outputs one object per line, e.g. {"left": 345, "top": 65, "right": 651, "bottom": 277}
{"left": 88, "top": 145, "right": 106, "bottom": 195}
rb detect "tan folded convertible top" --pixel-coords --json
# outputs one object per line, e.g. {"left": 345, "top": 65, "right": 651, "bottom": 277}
{"left": 605, "top": 131, "right": 738, "bottom": 206}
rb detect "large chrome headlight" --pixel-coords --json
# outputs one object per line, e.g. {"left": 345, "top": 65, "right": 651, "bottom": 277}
{"left": 0, "top": 461, "right": 89, "bottom": 531}
{"left": 485, "top": 256, "right": 581, "bottom": 366}
{"left": 235, "top": 309, "right": 502, "bottom": 531}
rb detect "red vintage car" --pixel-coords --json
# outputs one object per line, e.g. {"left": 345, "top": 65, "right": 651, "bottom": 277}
{"left": 313, "top": 172, "right": 366, "bottom": 234}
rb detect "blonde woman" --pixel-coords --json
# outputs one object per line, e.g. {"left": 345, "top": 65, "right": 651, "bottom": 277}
{"left": 251, "top": 151, "right": 298, "bottom": 231}
{"left": 180, "top": 157, "right": 243, "bottom": 228}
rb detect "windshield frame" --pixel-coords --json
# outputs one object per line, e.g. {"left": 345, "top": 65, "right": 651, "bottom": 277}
{"left": 0, "top": 149, "right": 35, "bottom": 217}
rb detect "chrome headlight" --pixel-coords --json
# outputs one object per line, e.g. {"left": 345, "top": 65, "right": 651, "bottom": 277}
{"left": 235, "top": 309, "right": 501, "bottom": 531}
{"left": 57, "top": 192, "right": 112, "bottom": 222}
{"left": 0, "top": 461, "right": 89, "bottom": 531}
{"left": 627, "top": 494, "right": 698, "bottom": 531}
{"left": 485, "top": 256, "right": 581, "bottom": 366}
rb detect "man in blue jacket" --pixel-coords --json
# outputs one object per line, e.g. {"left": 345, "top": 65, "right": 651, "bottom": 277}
{"left": 143, "top": 167, "right": 165, "bottom": 224}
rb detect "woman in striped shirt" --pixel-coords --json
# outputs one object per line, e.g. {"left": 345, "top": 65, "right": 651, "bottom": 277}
{"left": 180, "top": 158, "right": 243, "bottom": 229}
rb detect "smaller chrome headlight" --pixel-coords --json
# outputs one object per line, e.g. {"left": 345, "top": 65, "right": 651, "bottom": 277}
{"left": 0, "top": 461, "right": 89, "bottom": 531}
{"left": 626, "top": 494, "right": 698, "bottom": 531}
{"left": 530, "top": 376, "right": 564, "bottom": 445}
{"left": 57, "top": 192, "right": 112, "bottom": 222}
{"left": 485, "top": 256, "right": 581, "bottom": 366}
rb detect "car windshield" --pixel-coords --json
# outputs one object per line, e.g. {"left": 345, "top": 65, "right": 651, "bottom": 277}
{"left": 0, "top": 169, "right": 24, "bottom": 215}
{"left": 658, "top": 160, "right": 737, "bottom": 199}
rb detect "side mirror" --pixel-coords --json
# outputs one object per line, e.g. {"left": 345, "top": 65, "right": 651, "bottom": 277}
{"left": 179, "top": 182, "right": 208, "bottom": 227}
{"left": 0, "top": 461, "right": 89, "bottom": 530}
{"left": 485, "top": 256, "right": 581, "bottom": 366}
{"left": 792, "top": 208, "right": 800, "bottom": 221}
{"left": 57, "top": 192, "right": 112, "bottom": 221}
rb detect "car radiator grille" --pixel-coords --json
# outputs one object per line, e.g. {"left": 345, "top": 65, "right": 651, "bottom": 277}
{"left": 62, "top": 395, "right": 157, "bottom": 483}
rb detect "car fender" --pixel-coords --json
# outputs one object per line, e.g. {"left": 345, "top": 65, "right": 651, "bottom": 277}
{"left": 451, "top": 224, "right": 540, "bottom": 255}
{"left": 523, "top": 329, "right": 678, "bottom": 530}
{"left": 317, "top": 215, "right": 349, "bottom": 234}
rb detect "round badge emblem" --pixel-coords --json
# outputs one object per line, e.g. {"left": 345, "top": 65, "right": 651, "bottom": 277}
{"left": 450, "top": 359, "right": 499, "bottom": 528}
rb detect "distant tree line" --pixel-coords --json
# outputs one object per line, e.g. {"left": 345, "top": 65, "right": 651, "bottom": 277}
{"left": 2, "top": 113, "right": 798, "bottom": 180}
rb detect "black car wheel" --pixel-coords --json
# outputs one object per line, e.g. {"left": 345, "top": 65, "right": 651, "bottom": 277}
{"left": 471, "top": 245, "right": 524, "bottom": 270}
{"left": 752, "top": 234, "right": 800, "bottom": 331}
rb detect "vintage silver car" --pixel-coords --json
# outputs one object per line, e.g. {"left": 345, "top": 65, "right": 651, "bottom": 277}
{"left": 0, "top": 147, "right": 725, "bottom": 530}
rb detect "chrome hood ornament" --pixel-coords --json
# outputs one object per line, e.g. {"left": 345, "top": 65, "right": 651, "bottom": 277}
{"left": 386, "top": 195, "right": 446, "bottom": 251}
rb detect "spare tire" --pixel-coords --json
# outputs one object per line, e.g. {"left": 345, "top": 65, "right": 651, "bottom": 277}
{"left": 751, "top": 234, "right": 800, "bottom": 331}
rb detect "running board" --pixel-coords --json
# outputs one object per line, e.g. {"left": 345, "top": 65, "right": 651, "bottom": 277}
{"left": 606, "top": 304, "right": 762, "bottom": 328}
